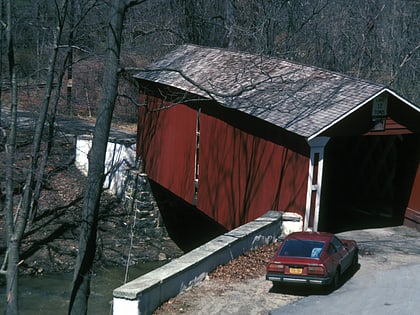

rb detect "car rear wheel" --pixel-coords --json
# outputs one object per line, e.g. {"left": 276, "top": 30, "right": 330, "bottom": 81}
{"left": 331, "top": 269, "right": 340, "bottom": 290}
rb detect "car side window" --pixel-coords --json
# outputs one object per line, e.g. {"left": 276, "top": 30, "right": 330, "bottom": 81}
{"left": 331, "top": 237, "right": 344, "bottom": 251}
{"left": 328, "top": 244, "right": 337, "bottom": 255}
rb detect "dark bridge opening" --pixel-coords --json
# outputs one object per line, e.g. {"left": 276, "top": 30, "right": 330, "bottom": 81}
{"left": 319, "top": 134, "right": 420, "bottom": 233}
{"left": 149, "top": 181, "right": 228, "bottom": 252}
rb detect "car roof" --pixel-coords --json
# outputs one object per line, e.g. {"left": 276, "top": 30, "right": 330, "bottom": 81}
{"left": 285, "top": 231, "right": 334, "bottom": 242}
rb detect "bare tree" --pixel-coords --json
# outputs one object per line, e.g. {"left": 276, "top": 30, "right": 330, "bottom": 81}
{"left": 3, "top": 0, "right": 20, "bottom": 313}
{"left": 224, "top": 0, "right": 235, "bottom": 48}
{"left": 1, "top": 0, "right": 73, "bottom": 313}
{"left": 68, "top": 0, "right": 145, "bottom": 313}
{"left": 0, "top": 0, "right": 4, "bottom": 126}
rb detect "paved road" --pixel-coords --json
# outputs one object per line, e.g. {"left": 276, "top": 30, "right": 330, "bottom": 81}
{"left": 270, "top": 226, "right": 420, "bottom": 315}
{"left": 270, "top": 264, "right": 420, "bottom": 315}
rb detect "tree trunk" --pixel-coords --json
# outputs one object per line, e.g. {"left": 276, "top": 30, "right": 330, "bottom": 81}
{"left": 5, "top": 68, "right": 19, "bottom": 314}
{"left": 20, "top": 0, "right": 68, "bottom": 232}
{"left": 30, "top": 55, "right": 69, "bottom": 224}
{"left": 0, "top": 0, "right": 3, "bottom": 126}
{"left": 184, "top": 0, "right": 200, "bottom": 44}
{"left": 4, "top": 0, "right": 19, "bottom": 312}
{"left": 225, "top": 0, "right": 235, "bottom": 49}
{"left": 68, "top": 1, "right": 128, "bottom": 313}
{"left": 3, "top": 1, "right": 69, "bottom": 312}
{"left": 66, "top": 0, "right": 79, "bottom": 115}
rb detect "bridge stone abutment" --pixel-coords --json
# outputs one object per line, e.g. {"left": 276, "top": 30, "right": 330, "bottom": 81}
{"left": 75, "top": 135, "right": 167, "bottom": 242}
{"left": 122, "top": 164, "right": 168, "bottom": 240}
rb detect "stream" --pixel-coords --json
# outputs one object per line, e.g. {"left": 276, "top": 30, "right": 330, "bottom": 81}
{"left": 0, "top": 262, "right": 164, "bottom": 315}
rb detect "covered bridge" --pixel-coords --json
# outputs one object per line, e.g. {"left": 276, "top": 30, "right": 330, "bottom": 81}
{"left": 134, "top": 44, "right": 420, "bottom": 232}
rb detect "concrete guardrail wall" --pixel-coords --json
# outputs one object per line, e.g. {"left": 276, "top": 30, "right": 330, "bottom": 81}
{"left": 113, "top": 211, "right": 302, "bottom": 315}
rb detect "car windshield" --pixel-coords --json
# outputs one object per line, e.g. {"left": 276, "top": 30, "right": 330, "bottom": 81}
{"left": 278, "top": 239, "right": 325, "bottom": 258}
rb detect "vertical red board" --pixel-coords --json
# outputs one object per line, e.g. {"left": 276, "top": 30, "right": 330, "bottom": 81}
{"left": 138, "top": 97, "right": 196, "bottom": 203}
{"left": 197, "top": 113, "right": 308, "bottom": 230}
{"left": 405, "top": 163, "right": 420, "bottom": 229}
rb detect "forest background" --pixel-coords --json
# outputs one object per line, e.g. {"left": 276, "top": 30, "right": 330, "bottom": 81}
{"left": 1, "top": 0, "right": 419, "bottom": 121}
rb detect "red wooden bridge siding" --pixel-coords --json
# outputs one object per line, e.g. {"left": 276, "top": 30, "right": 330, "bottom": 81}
{"left": 137, "top": 94, "right": 309, "bottom": 230}
{"left": 137, "top": 95, "right": 197, "bottom": 204}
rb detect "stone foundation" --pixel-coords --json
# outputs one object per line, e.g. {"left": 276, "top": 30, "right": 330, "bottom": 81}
{"left": 122, "top": 161, "right": 168, "bottom": 239}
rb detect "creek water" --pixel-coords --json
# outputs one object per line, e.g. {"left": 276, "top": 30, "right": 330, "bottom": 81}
{"left": 0, "top": 262, "right": 164, "bottom": 315}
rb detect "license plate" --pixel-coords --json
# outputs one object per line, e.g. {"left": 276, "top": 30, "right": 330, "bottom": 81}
{"left": 289, "top": 267, "right": 303, "bottom": 274}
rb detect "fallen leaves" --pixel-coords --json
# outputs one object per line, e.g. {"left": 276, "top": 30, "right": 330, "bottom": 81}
{"left": 209, "top": 242, "right": 279, "bottom": 281}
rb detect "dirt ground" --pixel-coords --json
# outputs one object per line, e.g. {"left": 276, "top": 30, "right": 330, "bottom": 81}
{"left": 153, "top": 242, "right": 302, "bottom": 315}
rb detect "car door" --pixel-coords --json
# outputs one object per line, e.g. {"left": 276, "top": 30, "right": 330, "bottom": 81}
{"left": 326, "top": 243, "right": 339, "bottom": 274}
{"left": 331, "top": 237, "right": 352, "bottom": 271}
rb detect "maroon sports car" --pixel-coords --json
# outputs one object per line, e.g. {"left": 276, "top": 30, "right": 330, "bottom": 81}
{"left": 266, "top": 231, "right": 358, "bottom": 289}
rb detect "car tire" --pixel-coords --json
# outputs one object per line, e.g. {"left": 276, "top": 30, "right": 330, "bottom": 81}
{"left": 352, "top": 251, "right": 359, "bottom": 269}
{"left": 331, "top": 269, "right": 340, "bottom": 290}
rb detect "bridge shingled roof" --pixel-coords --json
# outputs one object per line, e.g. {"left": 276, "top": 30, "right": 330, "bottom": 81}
{"left": 134, "top": 44, "right": 387, "bottom": 139}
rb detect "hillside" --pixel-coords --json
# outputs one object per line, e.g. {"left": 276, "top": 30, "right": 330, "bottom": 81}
{"left": 0, "top": 114, "right": 183, "bottom": 279}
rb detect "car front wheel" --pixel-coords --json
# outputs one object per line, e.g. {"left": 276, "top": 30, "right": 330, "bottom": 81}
{"left": 352, "top": 251, "right": 359, "bottom": 269}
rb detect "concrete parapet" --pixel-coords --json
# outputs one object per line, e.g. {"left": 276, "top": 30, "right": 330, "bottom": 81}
{"left": 113, "top": 211, "right": 287, "bottom": 315}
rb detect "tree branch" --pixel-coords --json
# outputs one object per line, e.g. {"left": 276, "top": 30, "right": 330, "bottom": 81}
{"left": 388, "top": 42, "right": 420, "bottom": 85}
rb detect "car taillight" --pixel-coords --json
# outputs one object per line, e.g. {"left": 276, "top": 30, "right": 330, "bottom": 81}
{"left": 307, "top": 265, "right": 325, "bottom": 275}
{"left": 268, "top": 263, "right": 284, "bottom": 272}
